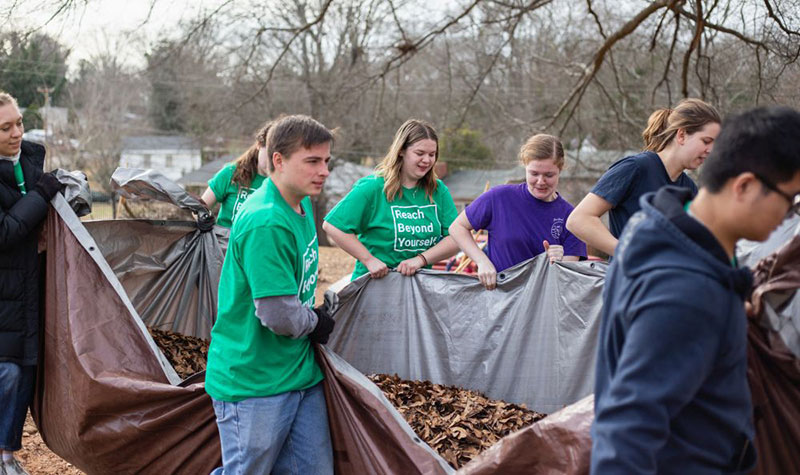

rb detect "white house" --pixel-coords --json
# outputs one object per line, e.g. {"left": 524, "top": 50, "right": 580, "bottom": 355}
{"left": 119, "top": 136, "right": 202, "bottom": 182}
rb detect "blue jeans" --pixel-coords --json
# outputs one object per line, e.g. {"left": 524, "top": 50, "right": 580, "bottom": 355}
{"left": 0, "top": 363, "right": 36, "bottom": 451}
{"left": 210, "top": 382, "right": 333, "bottom": 475}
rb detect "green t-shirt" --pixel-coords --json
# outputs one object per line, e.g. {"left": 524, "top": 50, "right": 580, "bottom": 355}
{"left": 13, "top": 161, "right": 26, "bottom": 194}
{"left": 325, "top": 174, "right": 458, "bottom": 280}
{"left": 208, "top": 162, "right": 267, "bottom": 228}
{"left": 205, "top": 178, "right": 323, "bottom": 401}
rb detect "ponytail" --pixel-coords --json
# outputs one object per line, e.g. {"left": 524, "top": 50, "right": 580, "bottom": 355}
{"left": 232, "top": 120, "right": 272, "bottom": 187}
{"left": 642, "top": 98, "right": 720, "bottom": 152}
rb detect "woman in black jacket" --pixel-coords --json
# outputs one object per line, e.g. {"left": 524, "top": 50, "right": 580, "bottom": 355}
{"left": 0, "top": 92, "right": 60, "bottom": 475}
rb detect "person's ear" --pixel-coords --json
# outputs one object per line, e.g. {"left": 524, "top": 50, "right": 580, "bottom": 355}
{"left": 731, "top": 172, "right": 758, "bottom": 201}
{"left": 272, "top": 152, "right": 283, "bottom": 171}
{"left": 676, "top": 128, "right": 687, "bottom": 146}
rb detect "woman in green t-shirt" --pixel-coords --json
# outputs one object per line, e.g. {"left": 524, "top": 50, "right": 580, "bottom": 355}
{"left": 323, "top": 119, "right": 460, "bottom": 280}
{"left": 200, "top": 121, "right": 271, "bottom": 228}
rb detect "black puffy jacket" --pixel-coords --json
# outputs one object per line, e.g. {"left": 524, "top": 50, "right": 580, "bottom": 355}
{"left": 0, "top": 140, "right": 49, "bottom": 365}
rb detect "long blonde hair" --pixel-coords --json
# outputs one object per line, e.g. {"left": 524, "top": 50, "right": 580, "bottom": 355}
{"left": 376, "top": 119, "right": 439, "bottom": 202}
{"left": 642, "top": 98, "right": 720, "bottom": 152}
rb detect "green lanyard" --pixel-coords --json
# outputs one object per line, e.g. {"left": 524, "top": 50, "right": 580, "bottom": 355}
{"left": 13, "top": 161, "right": 26, "bottom": 195}
{"left": 684, "top": 200, "right": 737, "bottom": 267}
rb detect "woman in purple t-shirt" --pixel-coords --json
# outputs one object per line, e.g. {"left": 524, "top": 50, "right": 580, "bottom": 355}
{"left": 449, "top": 134, "right": 587, "bottom": 290}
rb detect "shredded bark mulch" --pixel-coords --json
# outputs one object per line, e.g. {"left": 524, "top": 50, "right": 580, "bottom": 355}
{"left": 148, "top": 329, "right": 546, "bottom": 468}
{"left": 149, "top": 328, "right": 209, "bottom": 379}
{"left": 367, "top": 373, "right": 546, "bottom": 468}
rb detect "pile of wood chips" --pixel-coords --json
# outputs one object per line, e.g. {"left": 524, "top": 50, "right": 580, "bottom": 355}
{"left": 147, "top": 330, "right": 545, "bottom": 468}
{"left": 368, "top": 373, "right": 546, "bottom": 468}
{"left": 149, "top": 328, "right": 209, "bottom": 380}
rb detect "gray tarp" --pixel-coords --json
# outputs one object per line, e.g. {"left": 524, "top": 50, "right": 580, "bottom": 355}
{"left": 111, "top": 167, "right": 208, "bottom": 214}
{"left": 82, "top": 167, "right": 227, "bottom": 339}
{"left": 328, "top": 256, "right": 608, "bottom": 414}
{"left": 84, "top": 219, "right": 226, "bottom": 339}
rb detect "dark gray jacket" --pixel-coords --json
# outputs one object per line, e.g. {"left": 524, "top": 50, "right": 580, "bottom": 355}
{"left": 0, "top": 140, "right": 50, "bottom": 365}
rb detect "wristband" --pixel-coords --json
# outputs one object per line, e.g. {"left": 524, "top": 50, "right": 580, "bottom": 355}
{"left": 418, "top": 253, "right": 428, "bottom": 266}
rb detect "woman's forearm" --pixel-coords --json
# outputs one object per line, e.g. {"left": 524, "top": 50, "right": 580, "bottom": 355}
{"left": 322, "top": 222, "right": 375, "bottom": 264}
{"left": 421, "top": 235, "right": 460, "bottom": 264}
{"left": 449, "top": 220, "right": 491, "bottom": 265}
{"left": 566, "top": 213, "right": 618, "bottom": 256}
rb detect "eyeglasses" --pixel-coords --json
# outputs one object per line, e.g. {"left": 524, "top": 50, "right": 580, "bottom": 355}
{"left": 753, "top": 173, "right": 800, "bottom": 217}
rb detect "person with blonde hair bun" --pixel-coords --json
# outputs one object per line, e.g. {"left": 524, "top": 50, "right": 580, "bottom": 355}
{"left": 567, "top": 98, "right": 721, "bottom": 257}
{"left": 449, "top": 134, "right": 586, "bottom": 290}
{"left": 323, "top": 119, "right": 459, "bottom": 280}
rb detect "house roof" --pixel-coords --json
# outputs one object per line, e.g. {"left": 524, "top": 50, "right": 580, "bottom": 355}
{"left": 177, "top": 155, "right": 234, "bottom": 186}
{"left": 442, "top": 149, "right": 638, "bottom": 201}
{"left": 443, "top": 168, "right": 525, "bottom": 201}
{"left": 176, "top": 155, "right": 375, "bottom": 191}
{"left": 122, "top": 136, "right": 201, "bottom": 152}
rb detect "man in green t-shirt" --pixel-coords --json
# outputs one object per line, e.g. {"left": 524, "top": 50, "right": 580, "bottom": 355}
{"left": 205, "top": 116, "right": 335, "bottom": 475}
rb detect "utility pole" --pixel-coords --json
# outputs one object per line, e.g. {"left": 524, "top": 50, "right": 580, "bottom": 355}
{"left": 37, "top": 86, "right": 51, "bottom": 170}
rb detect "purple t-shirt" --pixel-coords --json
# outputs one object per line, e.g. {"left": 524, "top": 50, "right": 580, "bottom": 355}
{"left": 465, "top": 183, "right": 587, "bottom": 271}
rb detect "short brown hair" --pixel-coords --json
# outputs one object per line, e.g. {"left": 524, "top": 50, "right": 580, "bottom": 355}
{"left": 642, "top": 98, "right": 721, "bottom": 152}
{"left": 519, "top": 134, "right": 565, "bottom": 169}
{"left": 266, "top": 115, "right": 334, "bottom": 172}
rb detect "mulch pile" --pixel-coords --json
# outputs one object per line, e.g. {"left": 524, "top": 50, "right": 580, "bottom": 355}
{"left": 368, "top": 373, "right": 546, "bottom": 468}
{"left": 149, "top": 328, "right": 209, "bottom": 379}
{"left": 147, "top": 329, "right": 546, "bottom": 468}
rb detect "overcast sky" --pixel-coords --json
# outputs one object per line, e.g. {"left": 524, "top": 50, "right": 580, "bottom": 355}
{"left": 3, "top": 0, "right": 222, "bottom": 69}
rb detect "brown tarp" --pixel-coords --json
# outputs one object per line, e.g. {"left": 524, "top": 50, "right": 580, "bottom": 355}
{"left": 31, "top": 195, "right": 453, "bottom": 474}
{"left": 457, "top": 395, "right": 593, "bottom": 475}
{"left": 317, "top": 347, "right": 453, "bottom": 474}
{"left": 35, "top": 184, "right": 800, "bottom": 474}
{"left": 747, "top": 235, "right": 800, "bottom": 475}
{"left": 33, "top": 196, "right": 221, "bottom": 474}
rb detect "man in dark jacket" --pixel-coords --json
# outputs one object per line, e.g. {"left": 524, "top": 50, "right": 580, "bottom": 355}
{"left": 591, "top": 106, "right": 800, "bottom": 474}
{"left": 0, "top": 92, "right": 61, "bottom": 475}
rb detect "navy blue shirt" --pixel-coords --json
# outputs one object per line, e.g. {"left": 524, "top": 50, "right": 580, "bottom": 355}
{"left": 590, "top": 151, "right": 697, "bottom": 237}
{"left": 592, "top": 187, "right": 756, "bottom": 473}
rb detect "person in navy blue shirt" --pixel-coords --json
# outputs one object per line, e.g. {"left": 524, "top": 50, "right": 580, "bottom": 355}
{"left": 449, "top": 134, "right": 586, "bottom": 290}
{"left": 591, "top": 106, "right": 800, "bottom": 474}
{"left": 567, "top": 98, "right": 720, "bottom": 257}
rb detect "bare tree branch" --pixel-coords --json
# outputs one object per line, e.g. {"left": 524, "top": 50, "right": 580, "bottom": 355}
{"left": 762, "top": 0, "right": 800, "bottom": 37}
{"left": 651, "top": 11, "right": 680, "bottom": 105}
{"left": 236, "top": 0, "right": 334, "bottom": 109}
{"left": 456, "top": 10, "right": 526, "bottom": 128}
{"left": 544, "top": 0, "right": 670, "bottom": 133}
{"left": 681, "top": 0, "right": 704, "bottom": 98}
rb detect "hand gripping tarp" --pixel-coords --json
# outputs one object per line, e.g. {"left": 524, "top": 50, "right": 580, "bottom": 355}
{"left": 33, "top": 194, "right": 456, "bottom": 473}
{"left": 328, "top": 258, "right": 608, "bottom": 414}
{"left": 33, "top": 193, "right": 600, "bottom": 474}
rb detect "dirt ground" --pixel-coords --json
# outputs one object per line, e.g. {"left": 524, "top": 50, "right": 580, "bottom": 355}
{"left": 17, "top": 246, "right": 355, "bottom": 475}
